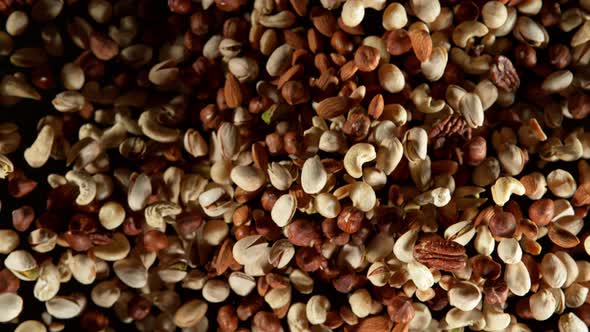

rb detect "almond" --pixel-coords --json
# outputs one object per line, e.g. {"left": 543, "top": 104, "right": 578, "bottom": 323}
{"left": 340, "top": 61, "right": 359, "bottom": 81}
{"left": 316, "top": 96, "right": 351, "bottom": 119}
{"left": 409, "top": 29, "right": 432, "bottom": 62}
{"left": 368, "top": 94, "right": 384, "bottom": 119}
{"left": 352, "top": 315, "right": 393, "bottom": 332}
{"left": 224, "top": 73, "right": 242, "bottom": 108}
{"left": 290, "top": 0, "right": 309, "bottom": 16}
{"left": 384, "top": 29, "right": 412, "bottom": 56}
{"left": 311, "top": 9, "right": 338, "bottom": 37}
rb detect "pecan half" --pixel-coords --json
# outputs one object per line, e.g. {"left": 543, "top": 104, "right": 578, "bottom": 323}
{"left": 413, "top": 239, "right": 467, "bottom": 271}
{"left": 490, "top": 55, "right": 520, "bottom": 92}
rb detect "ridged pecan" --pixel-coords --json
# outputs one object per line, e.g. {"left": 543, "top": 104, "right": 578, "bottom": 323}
{"left": 490, "top": 55, "right": 520, "bottom": 92}
{"left": 413, "top": 239, "right": 467, "bottom": 271}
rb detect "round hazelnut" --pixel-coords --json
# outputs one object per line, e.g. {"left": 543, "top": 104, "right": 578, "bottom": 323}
{"left": 528, "top": 199, "right": 554, "bottom": 226}
{"left": 489, "top": 211, "right": 516, "bottom": 238}
{"left": 128, "top": 296, "right": 152, "bottom": 320}
{"left": 548, "top": 44, "right": 571, "bottom": 69}
{"left": 143, "top": 229, "right": 169, "bottom": 252}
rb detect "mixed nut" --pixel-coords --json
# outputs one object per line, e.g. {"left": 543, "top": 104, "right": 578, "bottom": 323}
{"left": 0, "top": 0, "right": 589, "bottom": 331}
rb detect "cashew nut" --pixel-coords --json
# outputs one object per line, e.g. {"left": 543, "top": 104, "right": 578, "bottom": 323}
{"left": 452, "top": 21, "right": 489, "bottom": 48}
{"left": 0, "top": 153, "right": 14, "bottom": 179}
{"left": 491, "top": 176, "right": 526, "bottom": 206}
{"left": 411, "top": 83, "right": 446, "bottom": 114}
{"left": 144, "top": 201, "right": 182, "bottom": 229}
{"left": 65, "top": 170, "right": 97, "bottom": 205}
{"left": 24, "top": 124, "right": 55, "bottom": 168}
{"left": 138, "top": 109, "right": 181, "bottom": 143}
{"left": 344, "top": 143, "right": 376, "bottom": 178}
{"left": 450, "top": 47, "right": 492, "bottom": 75}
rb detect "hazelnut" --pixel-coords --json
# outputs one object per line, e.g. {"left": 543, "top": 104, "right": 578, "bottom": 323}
{"left": 143, "top": 229, "right": 169, "bottom": 252}
{"left": 387, "top": 296, "right": 415, "bottom": 323}
{"left": 128, "top": 296, "right": 152, "bottom": 320}
{"left": 265, "top": 133, "right": 284, "bottom": 155}
{"left": 528, "top": 199, "right": 554, "bottom": 226}
{"left": 168, "top": 0, "right": 192, "bottom": 14}
{"left": 463, "top": 136, "right": 487, "bottom": 166}
{"left": 283, "top": 131, "right": 302, "bottom": 155}
{"left": 548, "top": 44, "right": 571, "bottom": 69}
{"left": 514, "top": 43, "right": 536, "bottom": 68}
{"left": 217, "top": 304, "right": 239, "bottom": 332}
{"left": 488, "top": 211, "right": 516, "bottom": 238}
{"left": 261, "top": 188, "right": 281, "bottom": 211}
{"left": 354, "top": 45, "right": 380, "bottom": 72}
{"left": 337, "top": 206, "right": 364, "bottom": 234}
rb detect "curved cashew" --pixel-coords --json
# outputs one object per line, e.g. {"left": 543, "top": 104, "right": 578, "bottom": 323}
{"left": 474, "top": 79, "right": 498, "bottom": 111}
{"left": 452, "top": 21, "right": 489, "bottom": 48}
{"left": 420, "top": 46, "right": 448, "bottom": 81}
{"left": 491, "top": 176, "right": 526, "bottom": 206}
{"left": 138, "top": 109, "right": 181, "bottom": 143}
{"left": 144, "top": 201, "right": 182, "bottom": 229}
{"left": 450, "top": 47, "right": 492, "bottom": 75}
{"left": 66, "top": 170, "right": 97, "bottom": 205}
{"left": 344, "top": 143, "right": 376, "bottom": 178}
{"left": 0, "top": 153, "right": 13, "bottom": 179}
{"left": 411, "top": 84, "right": 446, "bottom": 114}
{"left": 376, "top": 137, "right": 403, "bottom": 175}
{"left": 24, "top": 125, "right": 55, "bottom": 168}
{"left": 414, "top": 187, "right": 451, "bottom": 207}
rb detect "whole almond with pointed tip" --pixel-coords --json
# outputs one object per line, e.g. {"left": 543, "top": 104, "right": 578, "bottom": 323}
{"left": 316, "top": 96, "right": 352, "bottom": 119}
{"left": 368, "top": 94, "right": 384, "bottom": 119}
{"left": 409, "top": 29, "right": 432, "bottom": 62}
{"left": 289, "top": 0, "right": 308, "bottom": 16}
{"left": 224, "top": 73, "right": 242, "bottom": 108}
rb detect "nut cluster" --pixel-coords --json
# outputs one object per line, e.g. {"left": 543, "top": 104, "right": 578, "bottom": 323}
{"left": 0, "top": 0, "right": 589, "bottom": 332}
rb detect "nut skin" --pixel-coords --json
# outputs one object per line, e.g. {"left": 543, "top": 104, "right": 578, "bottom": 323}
{"left": 484, "top": 279, "right": 509, "bottom": 304}
{"left": 80, "top": 309, "right": 109, "bottom": 332}
{"left": 217, "top": 304, "right": 239, "bottom": 332}
{"left": 337, "top": 206, "right": 364, "bottom": 234}
{"left": 386, "top": 295, "right": 415, "bottom": 323}
{"left": 142, "top": 229, "right": 169, "bottom": 252}
{"left": 463, "top": 136, "right": 487, "bottom": 166}
{"left": 548, "top": 44, "right": 571, "bottom": 69}
{"left": 471, "top": 255, "right": 501, "bottom": 280}
{"left": 252, "top": 311, "right": 281, "bottom": 332}
{"left": 514, "top": 43, "right": 537, "bottom": 68}
{"left": 488, "top": 211, "right": 517, "bottom": 238}
{"left": 528, "top": 199, "right": 554, "bottom": 226}
{"left": 168, "top": 0, "right": 192, "bottom": 14}
{"left": 354, "top": 45, "right": 381, "bottom": 72}
{"left": 128, "top": 296, "right": 152, "bottom": 321}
